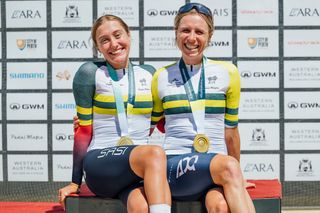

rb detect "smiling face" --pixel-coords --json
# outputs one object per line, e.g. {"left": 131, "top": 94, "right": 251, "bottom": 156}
{"left": 95, "top": 20, "right": 131, "bottom": 69}
{"left": 175, "top": 13, "right": 212, "bottom": 65}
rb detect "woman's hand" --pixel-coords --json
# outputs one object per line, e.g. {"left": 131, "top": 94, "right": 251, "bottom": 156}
{"left": 58, "top": 183, "right": 79, "bottom": 209}
{"left": 73, "top": 115, "right": 80, "bottom": 131}
{"left": 244, "top": 180, "right": 256, "bottom": 189}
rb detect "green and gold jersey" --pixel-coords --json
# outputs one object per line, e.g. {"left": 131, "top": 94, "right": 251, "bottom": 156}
{"left": 73, "top": 61, "right": 155, "bottom": 151}
{"left": 151, "top": 58, "right": 240, "bottom": 155}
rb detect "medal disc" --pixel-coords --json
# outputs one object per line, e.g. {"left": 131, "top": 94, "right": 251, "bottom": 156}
{"left": 193, "top": 134, "right": 209, "bottom": 153}
{"left": 117, "top": 136, "right": 134, "bottom": 146}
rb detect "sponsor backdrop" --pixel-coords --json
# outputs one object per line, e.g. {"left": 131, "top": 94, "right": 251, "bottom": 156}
{"left": 0, "top": 0, "right": 319, "bottom": 207}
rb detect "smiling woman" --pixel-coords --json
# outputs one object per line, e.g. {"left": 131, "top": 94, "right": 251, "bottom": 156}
{"left": 58, "top": 15, "right": 171, "bottom": 213}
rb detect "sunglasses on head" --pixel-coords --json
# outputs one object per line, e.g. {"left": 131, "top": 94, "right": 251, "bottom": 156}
{"left": 178, "top": 2, "right": 212, "bottom": 17}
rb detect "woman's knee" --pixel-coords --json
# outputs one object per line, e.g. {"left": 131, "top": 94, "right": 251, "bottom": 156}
{"left": 211, "top": 155, "right": 242, "bottom": 184}
{"left": 144, "top": 146, "right": 166, "bottom": 165}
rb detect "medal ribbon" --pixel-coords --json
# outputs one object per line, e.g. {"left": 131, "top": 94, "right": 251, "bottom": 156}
{"left": 179, "top": 57, "right": 206, "bottom": 134}
{"left": 106, "top": 62, "right": 135, "bottom": 137}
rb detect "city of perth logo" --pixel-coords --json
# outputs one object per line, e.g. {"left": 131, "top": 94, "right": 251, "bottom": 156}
{"left": 16, "top": 39, "right": 37, "bottom": 50}
{"left": 248, "top": 38, "right": 257, "bottom": 49}
{"left": 16, "top": 39, "right": 26, "bottom": 50}
{"left": 248, "top": 37, "right": 268, "bottom": 49}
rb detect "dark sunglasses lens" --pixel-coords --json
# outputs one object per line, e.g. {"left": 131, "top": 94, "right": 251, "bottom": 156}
{"left": 178, "top": 3, "right": 212, "bottom": 17}
{"left": 179, "top": 3, "right": 193, "bottom": 13}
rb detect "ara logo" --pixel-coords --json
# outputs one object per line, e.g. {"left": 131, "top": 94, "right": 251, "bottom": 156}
{"left": 58, "top": 40, "right": 88, "bottom": 49}
{"left": 11, "top": 10, "right": 41, "bottom": 19}
{"left": 244, "top": 163, "right": 274, "bottom": 173}
{"left": 289, "top": 8, "right": 320, "bottom": 17}
{"left": 176, "top": 155, "right": 199, "bottom": 179}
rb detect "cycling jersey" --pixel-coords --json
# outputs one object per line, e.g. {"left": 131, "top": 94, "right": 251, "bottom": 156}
{"left": 74, "top": 61, "right": 155, "bottom": 150}
{"left": 151, "top": 57, "right": 240, "bottom": 155}
{"left": 71, "top": 61, "right": 155, "bottom": 189}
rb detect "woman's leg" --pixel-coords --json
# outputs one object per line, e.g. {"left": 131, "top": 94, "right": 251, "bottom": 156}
{"left": 127, "top": 187, "right": 149, "bottom": 213}
{"left": 209, "top": 155, "right": 255, "bottom": 213}
{"left": 205, "top": 188, "right": 230, "bottom": 213}
{"left": 129, "top": 145, "right": 171, "bottom": 212}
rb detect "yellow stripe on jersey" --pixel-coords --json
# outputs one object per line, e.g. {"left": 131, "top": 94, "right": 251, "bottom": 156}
{"left": 135, "top": 95, "right": 153, "bottom": 102}
{"left": 77, "top": 106, "right": 92, "bottom": 115}
{"left": 205, "top": 99, "right": 226, "bottom": 108}
{"left": 94, "top": 94, "right": 152, "bottom": 102}
{"left": 131, "top": 108, "right": 153, "bottom": 115}
{"left": 225, "top": 113, "right": 238, "bottom": 122}
{"left": 79, "top": 119, "right": 92, "bottom": 126}
{"left": 163, "top": 100, "right": 189, "bottom": 109}
{"left": 94, "top": 94, "right": 128, "bottom": 102}
{"left": 93, "top": 106, "right": 117, "bottom": 115}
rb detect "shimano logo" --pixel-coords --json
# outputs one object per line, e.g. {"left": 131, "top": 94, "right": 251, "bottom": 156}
{"left": 55, "top": 103, "right": 76, "bottom": 109}
{"left": 10, "top": 73, "right": 45, "bottom": 79}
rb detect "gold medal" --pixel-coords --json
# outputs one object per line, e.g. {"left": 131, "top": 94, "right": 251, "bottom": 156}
{"left": 117, "top": 136, "right": 134, "bottom": 146}
{"left": 193, "top": 134, "right": 210, "bottom": 153}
